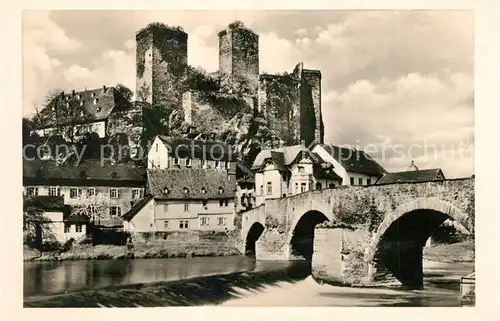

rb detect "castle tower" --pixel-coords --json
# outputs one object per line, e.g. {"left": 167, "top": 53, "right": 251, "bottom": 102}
{"left": 135, "top": 23, "right": 188, "bottom": 106}
{"left": 218, "top": 21, "right": 259, "bottom": 94}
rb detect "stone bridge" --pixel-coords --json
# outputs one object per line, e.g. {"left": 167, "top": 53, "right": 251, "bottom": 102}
{"left": 240, "top": 178, "right": 474, "bottom": 288}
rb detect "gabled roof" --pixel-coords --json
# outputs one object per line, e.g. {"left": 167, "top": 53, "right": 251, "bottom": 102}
{"left": 313, "top": 164, "right": 343, "bottom": 181}
{"left": 156, "top": 136, "right": 236, "bottom": 162}
{"left": 252, "top": 145, "right": 317, "bottom": 170}
{"left": 23, "top": 159, "right": 147, "bottom": 187}
{"left": 375, "top": 168, "right": 446, "bottom": 185}
{"left": 236, "top": 162, "right": 255, "bottom": 185}
{"left": 36, "top": 86, "right": 132, "bottom": 129}
{"left": 317, "top": 144, "right": 387, "bottom": 177}
{"left": 147, "top": 168, "right": 236, "bottom": 200}
{"left": 122, "top": 194, "right": 154, "bottom": 221}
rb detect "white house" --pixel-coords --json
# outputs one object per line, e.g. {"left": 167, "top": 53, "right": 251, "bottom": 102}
{"left": 311, "top": 144, "right": 387, "bottom": 186}
{"left": 122, "top": 167, "right": 237, "bottom": 233}
{"left": 252, "top": 145, "right": 342, "bottom": 206}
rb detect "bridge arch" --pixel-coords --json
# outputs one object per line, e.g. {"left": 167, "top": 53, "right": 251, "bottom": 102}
{"left": 365, "top": 197, "right": 472, "bottom": 287}
{"left": 244, "top": 222, "right": 265, "bottom": 257}
{"left": 288, "top": 210, "right": 330, "bottom": 260}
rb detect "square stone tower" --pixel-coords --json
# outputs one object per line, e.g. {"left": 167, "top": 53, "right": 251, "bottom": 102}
{"left": 135, "top": 23, "right": 188, "bottom": 106}
{"left": 218, "top": 21, "right": 259, "bottom": 95}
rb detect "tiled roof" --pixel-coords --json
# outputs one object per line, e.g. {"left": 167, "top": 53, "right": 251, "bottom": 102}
{"left": 122, "top": 194, "right": 154, "bottom": 221}
{"left": 23, "top": 159, "right": 147, "bottom": 187}
{"left": 375, "top": 169, "right": 445, "bottom": 185}
{"left": 157, "top": 136, "right": 236, "bottom": 162}
{"left": 313, "top": 165, "right": 343, "bottom": 181}
{"left": 252, "top": 145, "right": 317, "bottom": 170}
{"left": 318, "top": 144, "right": 387, "bottom": 177}
{"left": 36, "top": 86, "right": 132, "bottom": 129}
{"left": 147, "top": 168, "right": 237, "bottom": 200}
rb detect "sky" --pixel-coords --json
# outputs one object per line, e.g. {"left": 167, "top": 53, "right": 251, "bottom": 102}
{"left": 22, "top": 10, "right": 474, "bottom": 178}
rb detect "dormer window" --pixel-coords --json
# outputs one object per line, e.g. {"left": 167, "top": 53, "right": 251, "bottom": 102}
{"left": 93, "top": 98, "right": 98, "bottom": 105}
{"left": 80, "top": 100, "right": 84, "bottom": 107}
{"left": 163, "top": 187, "right": 170, "bottom": 194}
{"left": 173, "top": 158, "right": 179, "bottom": 166}
{"left": 110, "top": 171, "right": 119, "bottom": 179}
{"left": 186, "top": 158, "right": 192, "bottom": 167}
{"left": 96, "top": 107, "right": 101, "bottom": 113}
{"left": 201, "top": 187, "right": 207, "bottom": 194}
{"left": 218, "top": 187, "right": 224, "bottom": 195}
{"left": 183, "top": 187, "right": 190, "bottom": 195}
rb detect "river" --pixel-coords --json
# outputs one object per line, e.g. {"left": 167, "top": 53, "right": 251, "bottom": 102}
{"left": 24, "top": 257, "right": 473, "bottom": 307}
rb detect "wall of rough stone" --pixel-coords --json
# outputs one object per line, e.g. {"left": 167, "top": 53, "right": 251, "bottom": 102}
{"left": 311, "top": 228, "right": 343, "bottom": 283}
{"left": 302, "top": 69, "right": 324, "bottom": 144}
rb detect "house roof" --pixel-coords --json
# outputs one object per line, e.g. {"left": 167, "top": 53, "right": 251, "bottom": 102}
{"left": 122, "top": 194, "right": 154, "bottom": 221}
{"left": 317, "top": 144, "right": 387, "bottom": 177}
{"left": 157, "top": 136, "right": 236, "bottom": 162}
{"left": 147, "top": 168, "right": 237, "bottom": 200}
{"left": 375, "top": 168, "right": 445, "bottom": 185}
{"left": 252, "top": 145, "right": 317, "bottom": 170}
{"left": 23, "top": 159, "right": 147, "bottom": 187}
{"left": 313, "top": 165, "right": 343, "bottom": 181}
{"left": 36, "top": 86, "right": 132, "bottom": 129}
{"left": 236, "top": 162, "right": 255, "bottom": 185}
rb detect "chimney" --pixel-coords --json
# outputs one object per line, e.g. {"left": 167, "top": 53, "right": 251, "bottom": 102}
{"left": 72, "top": 89, "right": 76, "bottom": 96}
{"left": 103, "top": 85, "right": 107, "bottom": 92}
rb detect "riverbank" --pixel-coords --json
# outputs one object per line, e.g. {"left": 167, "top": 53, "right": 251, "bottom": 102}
{"left": 423, "top": 241, "right": 474, "bottom": 263}
{"left": 24, "top": 242, "right": 241, "bottom": 261}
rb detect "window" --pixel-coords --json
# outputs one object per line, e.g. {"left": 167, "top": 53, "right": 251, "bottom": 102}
{"left": 183, "top": 187, "right": 190, "bottom": 195}
{"left": 260, "top": 185, "right": 264, "bottom": 195}
{"left": 75, "top": 224, "right": 83, "bottom": 233}
{"left": 164, "top": 221, "right": 169, "bottom": 229}
{"left": 224, "top": 200, "right": 229, "bottom": 207}
{"left": 184, "top": 204, "right": 189, "bottom": 212}
{"left": 201, "top": 187, "right": 207, "bottom": 194}
{"left": 295, "top": 183, "right": 299, "bottom": 194}
{"left": 298, "top": 166, "right": 305, "bottom": 174}
{"left": 26, "top": 187, "right": 38, "bottom": 196}
{"left": 367, "top": 178, "right": 372, "bottom": 185}
{"left": 215, "top": 160, "right": 220, "bottom": 168}
{"left": 48, "top": 186, "right": 60, "bottom": 196}
{"left": 92, "top": 93, "right": 96, "bottom": 98}
{"left": 65, "top": 102, "right": 70, "bottom": 108}
{"left": 350, "top": 177, "right": 355, "bottom": 185}
{"left": 186, "top": 158, "right": 192, "bottom": 167}
{"left": 155, "top": 143, "right": 158, "bottom": 152}
{"left": 219, "top": 199, "right": 224, "bottom": 207}
{"left": 86, "top": 188, "right": 96, "bottom": 198}
{"left": 202, "top": 199, "right": 208, "bottom": 207}
{"left": 358, "top": 178, "right": 363, "bottom": 185}
{"left": 301, "top": 183, "right": 307, "bottom": 193}
{"left": 132, "top": 188, "right": 143, "bottom": 199}
{"left": 173, "top": 157, "right": 180, "bottom": 166}
{"left": 96, "top": 107, "right": 101, "bottom": 113}
{"left": 200, "top": 217, "right": 210, "bottom": 226}
{"left": 226, "top": 162, "right": 231, "bottom": 170}
{"left": 217, "top": 217, "right": 227, "bottom": 226}
{"left": 70, "top": 188, "right": 81, "bottom": 199}
{"left": 266, "top": 182, "right": 272, "bottom": 195}
{"left": 163, "top": 204, "right": 168, "bottom": 212}
{"left": 202, "top": 159, "right": 208, "bottom": 168}
{"left": 93, "top": 98, "right": 98, "bottom": 105}
{"left": 316, "top": 182, "right": 322, "bottom": 190}
{"left": 64, "top": 224, "right": 70, "bottom": 233}
{"left": 80, "top": 100, "right": 84, "bottom": 107}
{"left": 76, "top": 94, "right": 80, "bottom": 100}
{"left": 109, "top": 206, "right": 121, "bottom": 216}
{"left": 110, "top": 188, "right": 120, "bottom": 198}
{"left": 218, "top": 187, "right": 224, "bottom": 194}
{"left": 179, "top": 220, "right": 189, "bottom": 229}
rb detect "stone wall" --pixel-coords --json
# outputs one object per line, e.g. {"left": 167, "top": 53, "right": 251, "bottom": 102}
{"left": 302, "top": 69, "right": 324, "bottom": 144}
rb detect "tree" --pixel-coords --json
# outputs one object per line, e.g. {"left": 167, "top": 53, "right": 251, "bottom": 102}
{"left": 71, "top": 201, "right": 109, "bottom": 224}
{"left": 115, "top": 84, "right": 133, "bottom": 102}
{"left": 23, "top": 206, "right": 54, "bottom": 249}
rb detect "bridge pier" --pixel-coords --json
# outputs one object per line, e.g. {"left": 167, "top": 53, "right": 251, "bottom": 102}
{"left": 255, "top": 229, "right": 291, "bottom": 260}
{"left": 311, "top": 226, "right": 371, "bottom": 286}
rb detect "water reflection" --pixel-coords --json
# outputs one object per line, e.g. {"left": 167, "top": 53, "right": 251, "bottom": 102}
{"left": 24, "top": 256, "right": 296, "bottom": 298}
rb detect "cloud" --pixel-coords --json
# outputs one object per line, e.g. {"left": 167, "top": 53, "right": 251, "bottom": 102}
{"left": 294, "top": 28, "right": 308, "bottom": 36}
{"left": 64, "top": 65, "right": 91, "bottom": 81}
{"left": 323, "top": 71, "right": 473, "bottom": 178}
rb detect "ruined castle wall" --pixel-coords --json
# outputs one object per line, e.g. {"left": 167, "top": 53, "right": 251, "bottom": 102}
{"left": 302, "top": 69, "right": 324, "bottom": 144}
{"left": 136, "top": 33, "right": 154, "bottom": 104}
